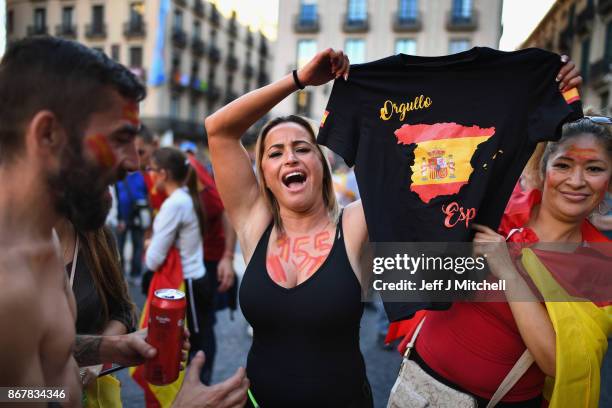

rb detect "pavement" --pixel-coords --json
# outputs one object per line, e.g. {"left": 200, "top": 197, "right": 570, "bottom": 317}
{"left": 116, "top": 251, "right": 402, "bottom": 408}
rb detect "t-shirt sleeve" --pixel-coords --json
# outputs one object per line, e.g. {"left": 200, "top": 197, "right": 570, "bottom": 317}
{"left": 527, "top": 50, "right": 583, "bottom": 144}
{"left": 316, "top": 77, "right": 361, "bottom": 167}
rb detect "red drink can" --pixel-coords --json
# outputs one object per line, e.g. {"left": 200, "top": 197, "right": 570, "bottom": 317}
{"left": 145, "top": 288, "right": 186, "bottom": 385}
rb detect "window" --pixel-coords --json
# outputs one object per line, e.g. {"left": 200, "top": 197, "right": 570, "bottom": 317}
{"left": 174, "top": 9, "right": 183, "bottom": 30}
{"left": 130, "top": 46, "right": 143, "bottom": 67}
{"left": 600, "top": 92, "right": 609, "bottom": 116}
{"left": 190, "top": 100, "right": 199, "bottom": 122}
{"left": 170, "top": 95, "right": 180, "bottom": 118}
{"left": 92, "top": 5, "right": 104, "bottom": 31}
{"left": 130, "top": 2, "right": 144, "bottom": 26}
{"left": 34, "top": 8, "right": 46, "bottom": 31}
{"left": 193, "top": 21, "right": 201, "bottom": 38}
{"left": 226, "top": 74, "right": 234, "bottom": 93}
{"left": 296, "top": 39, "right": 317, "bottom": 69}
{"left": 580, "top": 38, "right": 590, "bottom": 83}
{"left": 398, "top": 0, "right": 418, "bottom": 21}
{"left": 345, "top": 39, "right": 365, "bottom": 64}
{"left": 296, "top": 90, "right": 311, "bottom": 117}
{"left": 449, "top": 39, "right": 470, "bottom": 54}
{"left": 111, "top": 44, "right": 120, "bottom": 61}
{"left": 210, "top": 29, "right": 217, "bottom": 46}
{"left": 299, "top": 0, "right": 317, "bottom": 23}
{"left": 395, "top": 39, "right": 416, "bottom": 55}
{"left": 568, "top": 4, "right": 576, "bottom": 27}
{"left": 605, "top": 21, "right": 612, "bottom": 61}
{"left": 451, "top": 0, "right": 472, "bottom": 19}
{"left": 347, "top": 0, "right": 367, "bottom": 23}
{"left": 62, "top": 7, "right": 73, "bottom": 29}
{"left": 7, "top": 10, "right": 13, "bottom": 34}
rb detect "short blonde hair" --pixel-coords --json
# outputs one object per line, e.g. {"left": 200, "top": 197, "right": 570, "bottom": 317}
{"left": 255, "top": 115, "right": 339, "bottom": 232}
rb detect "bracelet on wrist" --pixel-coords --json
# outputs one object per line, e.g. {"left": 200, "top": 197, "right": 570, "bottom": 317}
{"left": 292, "top": 69, "right": 305, "bottom": 90}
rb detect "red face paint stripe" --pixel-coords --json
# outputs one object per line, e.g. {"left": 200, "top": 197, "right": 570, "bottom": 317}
{"left": 85, "top": 134, "right": 116, "bottom": 168}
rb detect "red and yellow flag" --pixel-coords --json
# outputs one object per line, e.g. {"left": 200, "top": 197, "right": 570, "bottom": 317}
{"left": 562, "top": 87, "right": 580, "bottom": 104}
{"left": 394, "top": 122, "right": 496, "bottom": 203}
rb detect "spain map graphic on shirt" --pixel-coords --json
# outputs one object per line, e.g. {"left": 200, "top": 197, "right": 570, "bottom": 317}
{"left": 394, "top": 122, "right": 496, "bottom": 204}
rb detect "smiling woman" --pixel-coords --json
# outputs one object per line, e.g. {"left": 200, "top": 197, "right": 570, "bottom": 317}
{"left": 205, "top": 49, "right": 375, "bottom": 407}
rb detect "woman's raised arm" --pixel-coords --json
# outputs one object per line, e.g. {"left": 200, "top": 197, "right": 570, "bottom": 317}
{"left": 204, "top": 49, "right": 349, "bottom": 245}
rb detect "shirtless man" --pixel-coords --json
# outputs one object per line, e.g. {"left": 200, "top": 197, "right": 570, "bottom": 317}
{"left": 0, "top": 37, "right": 247, "bottom": 407}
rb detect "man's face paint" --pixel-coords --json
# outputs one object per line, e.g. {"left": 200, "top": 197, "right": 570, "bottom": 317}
{"left": 84, "top": 133, "right": 117, "bottom": 169}
{"left": 122, "top": 103, "right": 140, "bottom": 127}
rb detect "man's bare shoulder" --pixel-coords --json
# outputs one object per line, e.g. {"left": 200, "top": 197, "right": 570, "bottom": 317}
{"left": 0, "top": 240, "right": 62, "bottom": 384}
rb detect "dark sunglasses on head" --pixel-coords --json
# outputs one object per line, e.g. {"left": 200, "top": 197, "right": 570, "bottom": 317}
{"left": 584, "top": 116, "right": 612, "bottom": 124}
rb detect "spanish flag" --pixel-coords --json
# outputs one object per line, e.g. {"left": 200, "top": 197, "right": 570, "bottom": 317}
{"left": 394, "top": 122, "right": 496, "bottom": 203}
{"left": 521, "top": 248, "right": 611, "bottom": 408}
{"left": 130, "top": 248, "right": 186, "bottom": 408}
{"left": 562, "top": 87, "right": 580, "bottom": 104}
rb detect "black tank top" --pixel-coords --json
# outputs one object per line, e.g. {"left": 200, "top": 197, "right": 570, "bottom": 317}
{"left": 239, "top": 214, "right": 371, "bottom": 408}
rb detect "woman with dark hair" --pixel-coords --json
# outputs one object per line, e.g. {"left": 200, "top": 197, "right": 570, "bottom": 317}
{"left": 53, "top": 217, "right": 136, "bottom": 389}
{"left": 145, "top": 146, "right": 212, "bottom": 382}
{"left": 389, "top": 116, "right": 612, "bottom": 407}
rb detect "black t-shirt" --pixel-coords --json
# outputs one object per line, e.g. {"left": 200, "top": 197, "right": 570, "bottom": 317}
{"left": 317, "top": 47, "right": 582, "bottom": 320}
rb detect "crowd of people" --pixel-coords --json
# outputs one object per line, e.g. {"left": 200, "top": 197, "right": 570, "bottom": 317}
{"left": 0, "top": 34, "right": 610, "bottom": 408}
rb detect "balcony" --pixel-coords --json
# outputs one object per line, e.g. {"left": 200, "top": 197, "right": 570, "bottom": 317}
{"left": 224, "top": 90, "right": 239, "bottom": 105}
{"left": 210, "top": 6, "right": 220, "bottom": 26}
{"left": 193, "top": 0, "right": 205, "bottom": 18}
{"left": 575, "top": 3, "right": 595, "bottom": 35}
{"left": 206, "top": 85, "right": 221, "bottom": 102}
{"left": 191, "top": 37, "right": 206, "bottom": 57}
{"left": 246, "top": 32, "right": 254, "bottom": 47}
{"left": 293, "top": 14, "right": 320, "bottom": 33}
{"left": 85, "top": 23, "right": 107, "bottom": 39}
{"left": 123, "top": 21, "right": 146, "bottom": 38}
{"left": 172, "top": 28, "right": 187, "bottom": 49}
{"left": 208, "top": 45, "right": 221, "bottom": 63}
{"left": 392, "top": 13, "right": 422, "bottom": 32}
{"left": 170, "top": 71, "right": 188, "bottom": 93}
{"left": 27, "top": 25, "right": 48, "bottom": 36}
{"left": 228, "top": 20, "right": 238, "bottom": 37}
{"left": 257, "top": 72, "right": 270, "bottom": 87}
{"left": 446, "top": 10, "right": 478, "bottom": 31}
{"left": 342, "top": 13, "right": 369, "bottom": 33}
{"left": 55, "top": 24, "right": 77, "bottom": 38}
{"left": 190, "top": 78, "right": 206, "bottom": 98}
{"left": 244, "top": 63, "right": 254, "bottom": 78}
{"left": 598, "top": 0, "right": 612, "bottom": 15}
{"left": 259, "top": 38, "right": 268, "bottom": 57}
{"left": 589, "top": 56, "right": 612, "bottom": 85}
{"left": 226, "top": 55, "right": 238, "bottom": 71}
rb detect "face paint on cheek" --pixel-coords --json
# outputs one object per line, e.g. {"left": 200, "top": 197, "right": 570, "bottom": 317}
{"left": 122, "top": 103, "right": 140, "bottom": 127}
{"left": 84, "top": 134, "right": 117, "bottom": 169}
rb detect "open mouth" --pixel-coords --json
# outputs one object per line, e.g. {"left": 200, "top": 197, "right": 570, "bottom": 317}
{"left": 282, "top": 171, "right": 307, "bottom": 189}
